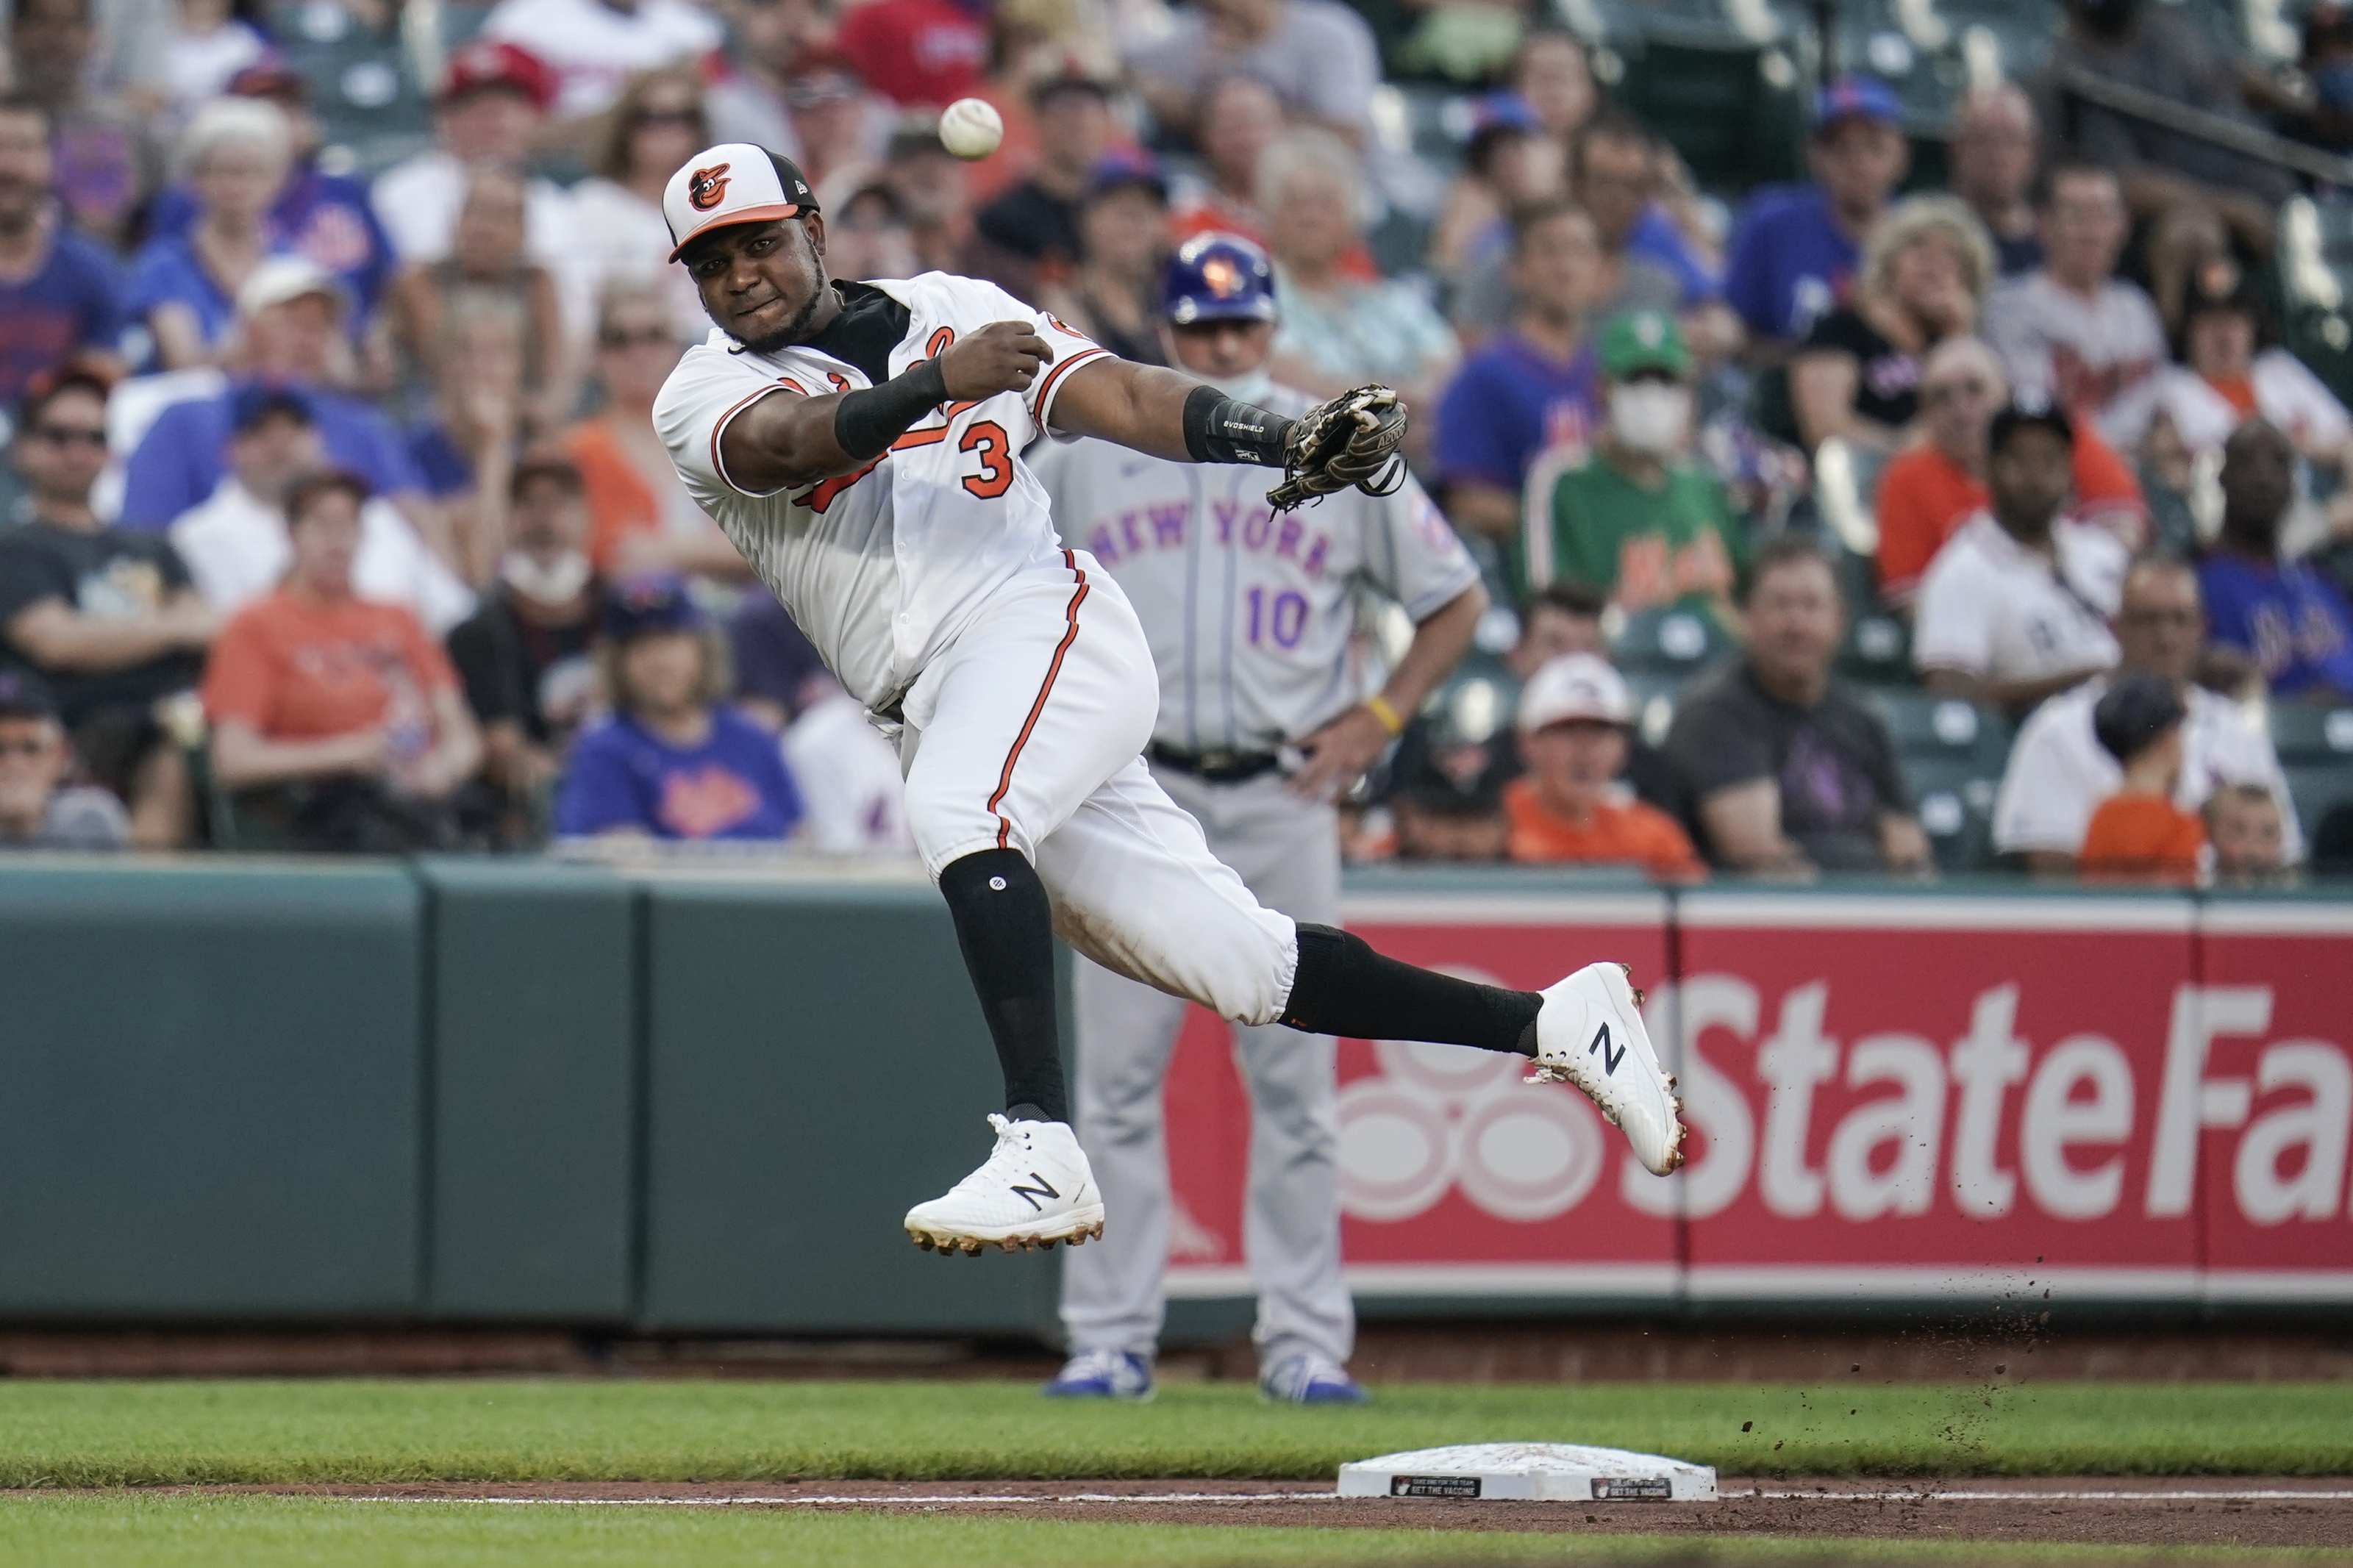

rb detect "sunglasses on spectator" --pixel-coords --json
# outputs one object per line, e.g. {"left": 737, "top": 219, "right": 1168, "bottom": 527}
{"left": 1921, "top": 379, "right": 1991, "bottom": 407}
{"left": 31, "top": 423, "right": 107, "bottom": 448}
{"left": 600, "top": 327, "right": 674, "bottom": 349}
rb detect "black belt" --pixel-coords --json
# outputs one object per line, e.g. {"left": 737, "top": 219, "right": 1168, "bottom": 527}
{"left": 1149, "top": 741, "right": 1284, "bottom": 784}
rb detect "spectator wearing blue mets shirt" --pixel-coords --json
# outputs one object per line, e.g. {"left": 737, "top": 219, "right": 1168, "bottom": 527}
{"left": 556, "top": 579, "right": 804, "bottom": 842}
{"left": 0, "top": 94, "right": 126, "bottom": 410}
{"left": 2201, "top": 420, "right": 2353, "bottom": 700}
{"left": 1724, "top": 78, "right": 1910, "bottom": 345}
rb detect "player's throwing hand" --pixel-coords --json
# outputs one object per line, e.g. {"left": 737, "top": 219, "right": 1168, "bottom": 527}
{"left": 939, "top": 321, "right": 1055, "bottom": 402}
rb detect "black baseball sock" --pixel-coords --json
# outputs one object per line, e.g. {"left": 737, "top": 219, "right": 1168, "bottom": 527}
{"left": 1279, "top": 923, "right": 1543, "bottom": 1056}
{"left": 938, "top": 848, "right": 1069, "bottom": 1123}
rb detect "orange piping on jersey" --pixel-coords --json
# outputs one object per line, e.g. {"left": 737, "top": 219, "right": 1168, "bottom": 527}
{"left": 890, "top": 425, "right": 950, "bottom": 450}
{"left": 1027, "top": 347, "right": 1108, "bottom": 426}
{"left": 985, "top": 549, "right": 1088, "bottom": 851}
{"left": 710, "top": 376, "right": 807, "bottom": 495}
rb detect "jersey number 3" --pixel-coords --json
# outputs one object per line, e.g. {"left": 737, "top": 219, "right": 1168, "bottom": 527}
{"left": 960, "top": 421, "right": 1012, "bottom": 498}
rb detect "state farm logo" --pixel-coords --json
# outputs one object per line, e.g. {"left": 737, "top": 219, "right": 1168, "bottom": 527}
{"left": 687, "top": 163, "right": 732, "bottom": 211}
{"left": 1340, "top": 972, "right": 1609, "bottom": 1222}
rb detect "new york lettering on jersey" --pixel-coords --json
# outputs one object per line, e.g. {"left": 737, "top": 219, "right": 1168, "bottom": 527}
{"left": 654, "top": 273, "right": 1107, "bottom": 711}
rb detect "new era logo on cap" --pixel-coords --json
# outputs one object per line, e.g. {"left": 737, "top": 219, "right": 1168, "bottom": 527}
{"left": 663, "top": 143, "right": 819, "bottom": 260}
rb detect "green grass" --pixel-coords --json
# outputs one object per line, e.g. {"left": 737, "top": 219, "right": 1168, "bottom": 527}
{"left": 0, "top": 1381, "right": 2345, "bottom": 1486}
{"left": 0, "top": 1497, "right": 2340, "bottom": 1568}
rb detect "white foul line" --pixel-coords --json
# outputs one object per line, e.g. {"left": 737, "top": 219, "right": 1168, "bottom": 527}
{"left": 329, "top": 1487, "right": 2353, "bottom": 1507}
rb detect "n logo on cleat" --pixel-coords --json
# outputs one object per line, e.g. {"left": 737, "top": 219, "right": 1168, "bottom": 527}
{"left": 1010, "top": 1173, "right": 1060, "bottom": 1211}
{"left": 1589, "top": 1021, "right": 1625, "bottom": 1076}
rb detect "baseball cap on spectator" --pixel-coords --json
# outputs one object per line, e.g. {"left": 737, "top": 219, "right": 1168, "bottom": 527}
{"left": 2175, "top": 253, "right": 2268, "bottom": 353}
{"left": 236, "top": 254, "right": 349, "bottom": 320}
{"left": 1163, "top": 232, "right": 1279, "bottom": 324}
{"left": 1988, "top": 394, "right": 2075, "bottom": 456}
{"left": 441, "top": 39, "right": 557, "bottom": 112}
{"left": 604, "top": 576, "right": 707, "bottom": 641}
{"left": 229, "top": 384, "right": 313, "bottom": 432}
{"left": 2092, "top": 672, "right": 2186, "bottom": 765}
{"left": 1032, "top": 65, "right": 1115, "bottom": 108}
{"left": 1516, "top": 653, "right": 1634, "bottom": 732}
{"left": 785, "top": 60, "right": 865, "bottom": 112}
{"left": 1812, "top": 76, "right": 1903, "bottom": 133}
{"left": 1465, "top": 91, "right": 1540, "bottom": 168}
{"left": 1597, "top": 309, "right": 1690, "bottom": 380}
{"left": 1087, "top": 150, "right": 1168, "bottom": 204}
{"left": 224, "top": 60, "right": 309, "bottom": 105}
{"left": 663, "top": 143, "right": 820, "bottom": 260}
{"left": 0, "top": 669, "right": 59, "bottom": 722}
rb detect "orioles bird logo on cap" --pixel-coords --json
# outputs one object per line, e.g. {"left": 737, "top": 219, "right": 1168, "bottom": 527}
{"left": 688, "top": 163, "right": 732, "bottom": 212}
{"left": 1201, "top": 257, "right": 1243, "bottom": 296}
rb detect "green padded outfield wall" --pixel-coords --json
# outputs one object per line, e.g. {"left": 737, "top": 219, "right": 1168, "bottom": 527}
{"left": 635, "top": 873, "right": 1059, "bottom": 1336}
{"left": 0, "top": 860, "right": 421, "bottom": 1317}
{"left": 418, "top": 859, "right": 636, "bottom": 1322}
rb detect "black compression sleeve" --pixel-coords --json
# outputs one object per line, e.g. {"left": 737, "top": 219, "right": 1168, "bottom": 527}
{"left": 833, "top": 357, "right": 950, "bottom": 461}
{"left": 1182, "top": 384, "right": 1295, "bottom": 468}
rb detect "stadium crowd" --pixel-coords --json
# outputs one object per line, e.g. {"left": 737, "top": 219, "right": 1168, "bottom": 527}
{"left": 0, "top": 0, "right": 2348, "bottom": 881}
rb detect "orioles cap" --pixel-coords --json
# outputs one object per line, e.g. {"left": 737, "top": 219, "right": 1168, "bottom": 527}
{"left": 664, "top": 144, "right": 821, "bottom": 262}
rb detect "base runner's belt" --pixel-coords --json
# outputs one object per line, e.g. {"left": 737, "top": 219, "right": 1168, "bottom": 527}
{"left": 1148, "top": 741, "right": 1283, "bottom": 784}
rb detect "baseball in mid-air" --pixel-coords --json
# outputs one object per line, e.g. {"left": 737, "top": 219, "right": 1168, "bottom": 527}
{"left": 938, "top": 97, "right": 1004, "bottom": 160}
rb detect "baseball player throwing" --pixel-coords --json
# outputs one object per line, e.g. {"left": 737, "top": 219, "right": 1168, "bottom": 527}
{"left": 651, "top": 146, "right": 1685, "bottom": 1272}
{"left": 1029, "top": 235, "right": 1483, "bottom": 1403}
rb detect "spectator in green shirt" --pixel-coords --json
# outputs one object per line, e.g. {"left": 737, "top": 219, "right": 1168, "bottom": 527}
{"left": 1526, "top": 309, "right": 1747, "bottom": 634}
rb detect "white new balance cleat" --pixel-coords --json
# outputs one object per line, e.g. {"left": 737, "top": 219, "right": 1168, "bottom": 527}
{"left": 1529, "top": 962, "right": 1685, "bottom": 1175}
{"left": 905, "top": 1114, "right": 1107, "bottom": 1256}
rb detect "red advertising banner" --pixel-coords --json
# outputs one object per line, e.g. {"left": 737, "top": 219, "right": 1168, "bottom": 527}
{"left": 1158, "top": 890, "right": 2353, "bottom": 1307}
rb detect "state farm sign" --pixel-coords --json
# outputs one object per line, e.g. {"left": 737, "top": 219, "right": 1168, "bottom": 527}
{"left": 1160, "top": 891, "right": 2353, "bottom": 1305}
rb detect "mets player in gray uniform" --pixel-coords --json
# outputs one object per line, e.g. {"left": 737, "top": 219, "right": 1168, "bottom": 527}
{"left": 1029, "top": 235, "right": 1487, "bottom": 1403}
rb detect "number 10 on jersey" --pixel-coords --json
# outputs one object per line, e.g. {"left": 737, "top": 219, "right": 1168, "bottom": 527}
{"left": 1244, "top": 585, "right": 1309, "bottom": 648}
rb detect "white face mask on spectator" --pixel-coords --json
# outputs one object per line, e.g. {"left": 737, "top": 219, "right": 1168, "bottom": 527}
{"left": 501, "top": 549, "right": 592, "bottom": 607}
{"left": 1608, "top": 382, "right": 1690, "bottom": 455}
{"left": 1199, "top": 368, "right": 1276, "bottom": 407}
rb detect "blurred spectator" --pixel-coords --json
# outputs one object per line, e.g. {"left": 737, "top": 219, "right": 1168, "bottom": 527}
{"left": 2205, "top": 781, "right": 2289, "bottom": 882}
{"left": 818, "top": 176, "right": 920, "bottom": 281}
{"left": 163, "top": 0, "right": 266, "bottom": 120}
{"left": 968, "top": 71, "right": 1116, "bottom": 302}
{"left": 2296, "top": 2, "right": 2353, "bottom": 154}
{"left": 447, "top": 456, "right": 609, "bottom": 820}
{"left": 371, "top": 41, "right": 576, "bottom": 296}
{"left": 119, "top": 257, "right": 434, "bottom": 544}
{"left": 0, "top": 369, "right": 211, "bottom": 847}
{"left": 1877, "top": 337, "right": 2146, "bottom": 609}
{"left": 726, "top": 587, "right": 828, "bottom": 730}
{"left": 1510, "top": 26, "right": 1594, "bottom": 142}
{"left": 780, "top": 57, "right": 893, "bottom": 191}
{"left": 169, "top": 387, "right": 474, "bottom": 633}
{"left": 9, "top": 0, "right": 164, "bottom": 248}
{"left": 1129, "top": 0, "right": 1380, "bottom": 146}
{"left": 1040, "top": 154, "right": 1171, "bottom": 367}
{"left": 1983, "top": 162, "right": 2165, "bottom": 442}
{"left": 1504, "top": 652, "right": 1701, "bottom": 877}
{"left": 0, "top": 669, "right": 129, "bottom": 849}
{"left": 1915, "top": 402, "right": 2126, "bottom": 714}
{"left": 704, "top": 0, "right": 827, "bottom": 160}
{"left": 1390, "top": 784, "right": 1508, "bottom": 860}
{"left": 565, "top": 286, "right": 747, "bottom": 580}
{"left": 149, "top": 64, "right": 399, "bottom": 331}
{"left": 128, "top": 96, "right": 293, "bottom": 371}
{"left": 481, "top": 0, "right": 723, "bottom": 123}
{"left": 728, "top": 587, "right": 909, "bottom": 853}
{"left": 555, "top": 577, "right": 802, "bottom": 840}
{"left": 1724, "top": 78, "right": 1909, "bottom": 345}
{"left": 1432, "top": 198, "right": 1597, "bottom": 546}
{"left": 2077, "top": 671, "right": 2203, "bottom": 881}
{"left": 1527, "top": 309, "right": 1743, "bottom": 626}
{"left": 836, "top": 0, "right": 987, "bottom": 108}
{"left": 2107, "top": 257, "right": 2353, "bottom": 479}
{"left": 882, "top": 119, "right": 971, "bottom": 272}
{"left": 203, "top": 470, "right": 483, "bottom": 851}
{"left": 386, "top": 168, "right": 574, "bottom": 440}
{"left": 2034, "top": 0, "right": 2291, "bottom": 309}
{"left": 1996, "top": 557, "right": 2299, "bottom": 872}
{"left": 1263, "top": 132, "right": 1457, "bottom": 447}
{"left": 569, "top": 67, "right": 713, "bottom": 343}
{"left": 1790, "top": 196, "right": 1993, "bottom": 454}
{"left": 2198, "top": 419, "right": 2353, "bottom": 699}
{"left": 1429, "top": 93, "right": 1563, "bottom": 287}
{"left": 1168, "top": 75, "right": 1284, "bottom": 254}
{"left": 1949, "top": 84, "right": 2042, "bottom": 278}
{"left": 1506, "top": 579, "right": 1607, "bottom": 674}
{"left": 1665, "top": 533, "right": 1928, "bottom": 875}
{"left": 0, "top": 97, "right": 128, "bottom": 409}
{"left": 1570, "top": 113, "right": 1718, "bottom": 318}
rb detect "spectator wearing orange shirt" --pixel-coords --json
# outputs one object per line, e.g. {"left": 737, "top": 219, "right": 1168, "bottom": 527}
{"left": 1504, "top": 653, "right": 1703, "bottom": 878}
{"left": 2078, "top": 672, "right": 2204, "bottom": 881}
{"left": 1876, "top": 335, "right": 2144, "bottom": 608}
{"left": 204, "top": 470, "right": 484, "bottom": 851}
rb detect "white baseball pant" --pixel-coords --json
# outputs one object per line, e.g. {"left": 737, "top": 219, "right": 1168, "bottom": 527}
{"left": 1060, "top": 765, "right": 1353, "bottom": 1372}
{"left": 895, "top": 550, "right": 1299, "bottom": 1026}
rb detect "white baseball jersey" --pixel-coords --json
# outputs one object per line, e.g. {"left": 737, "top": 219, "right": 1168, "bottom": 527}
{"left": 1028, "top": 385, "right": 1480, "bottom": 754}
{"left": 651, "top": 272, "right": 1110, "bottom": 713}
